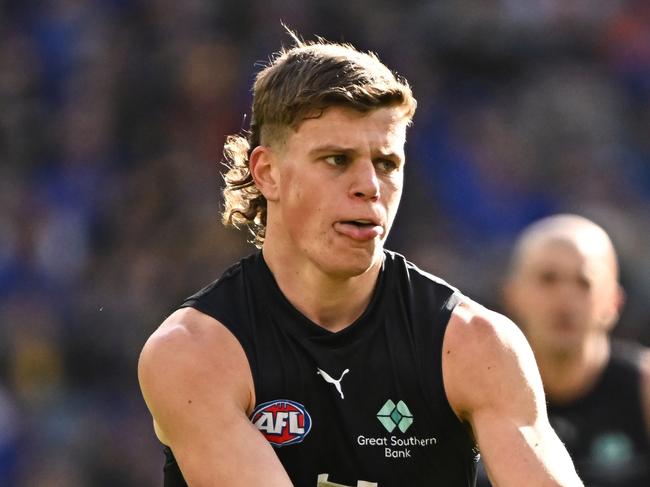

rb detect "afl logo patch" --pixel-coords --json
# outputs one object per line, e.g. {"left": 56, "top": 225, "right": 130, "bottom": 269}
{"left": 251, "top": 399, "right": 312, "bottom": 447}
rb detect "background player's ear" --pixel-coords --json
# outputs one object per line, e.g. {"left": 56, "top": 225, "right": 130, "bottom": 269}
{"left": 249, "top": 145, "right": 280, "bottom": 202}
{"left": 601, "top": 283, "right": 626, "bottom": 332}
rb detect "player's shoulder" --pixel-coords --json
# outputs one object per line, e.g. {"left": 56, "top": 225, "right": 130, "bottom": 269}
{"left": 443, "top": 297, "right": 542, "bottom": 417}
{"left": 141, "top": 307, "right": 223, "bottom": 360}
{"left": 138, "top": 307, "right": 252, "bottom": 401}
{"left": 139, "top": 308, "right": 255, "bottom": 446}
{"left": 446, "top": 297, "right": 528, "bottom": 357}
{"left": 609, "top": 340, "right": 650, "bottom": 409}
{"left": 637, "top": 345, "right": 650, "bottom": 430}
{"left": 639, "top": 345, "right": 650, "bottom": 383}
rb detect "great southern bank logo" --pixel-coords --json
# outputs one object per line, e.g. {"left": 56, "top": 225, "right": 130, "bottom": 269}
{"left": 377, "top": 399, "right": 413, "bottom": 433}
{"left": 357, "top": 400, "right": 436, "bottom": 458}
{"left": 251, "top": 399, "right": 312, "bottom": 447}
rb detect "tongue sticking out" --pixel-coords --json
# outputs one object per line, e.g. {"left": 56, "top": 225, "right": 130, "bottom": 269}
{"left": 334, "top": 221, "right": 384, "bottom": 241}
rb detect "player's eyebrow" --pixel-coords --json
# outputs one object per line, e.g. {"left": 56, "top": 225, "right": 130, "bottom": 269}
{"left": 373, "top": 148, "right": 403, "bottom": 162}
{"left": 308, "top": 145, "right": 402, "bottom": 162}
{"left": 308, "top": 144, "right": 358, "bottom": 157}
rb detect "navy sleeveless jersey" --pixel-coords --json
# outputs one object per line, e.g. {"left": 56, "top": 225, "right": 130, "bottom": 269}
{"left": 162, "top": 250, "right": 478, "bottom": 486}
{"left": 547, "top": 341, "right": 650, "bottom": 487}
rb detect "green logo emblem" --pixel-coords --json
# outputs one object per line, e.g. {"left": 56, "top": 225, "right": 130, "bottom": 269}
{"left": 377, "top": 399, "right": 413, "bottom": 433}
{"left": 590, "top": 432, "right": 634, "bottom": 467}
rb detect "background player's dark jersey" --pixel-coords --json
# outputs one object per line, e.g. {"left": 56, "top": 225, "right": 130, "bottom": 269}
{"left": 161, "top": 250, "right": 478, "bottom": 487}
{"left": 477, "top": 340, "right": 650, "bottom": 487}
{"left": 547, "top": 341, "right": 650, "bottom": 487}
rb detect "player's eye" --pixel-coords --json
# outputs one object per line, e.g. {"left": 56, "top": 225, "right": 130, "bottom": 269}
{"left": 376, "top": 159, "right": 398, "bottom": 173}
{"left": 324, "top": 154, "right": 348, "bottom": 167}
{"left": 538, "top": 271, "right": 558, "bottom": 286}
{"left": 576, "top": 275, "right": 591, "bottom": 290}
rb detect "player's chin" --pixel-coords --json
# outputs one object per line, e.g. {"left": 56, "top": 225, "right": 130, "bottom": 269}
{"left": 546, "top": 332, "right": 585, "bottom": 354}
{"left": 324, "top": 243, "right": 382, "bottom": 277}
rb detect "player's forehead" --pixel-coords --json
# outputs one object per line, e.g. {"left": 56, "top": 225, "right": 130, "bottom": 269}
{"left": 521, "top": 238, "right": 587, "bottom": 272}
{"left": 290, "top": 105, "right": 409, "bottom": 149}
{"left": 516, "top": 228, "right": 616, "bottom": 280}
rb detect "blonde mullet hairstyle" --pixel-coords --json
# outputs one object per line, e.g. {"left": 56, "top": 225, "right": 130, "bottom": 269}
{"left": 222, "top": 30, "right": 416, "bottom": 247}
{"left": 221, "top": 133, "right": 267, "bottom": 245}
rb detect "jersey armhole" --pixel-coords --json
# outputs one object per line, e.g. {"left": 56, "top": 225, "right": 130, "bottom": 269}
{"left": 433, "top": 291, "right": 468, "bottom": 428}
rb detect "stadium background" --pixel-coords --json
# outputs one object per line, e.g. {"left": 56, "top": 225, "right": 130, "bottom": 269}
{"left": 1, "top": 0, "right": 649, "bottom": 484}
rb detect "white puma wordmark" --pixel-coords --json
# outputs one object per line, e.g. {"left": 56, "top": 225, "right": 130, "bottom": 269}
{"left": 317, "top": 368, "right": 350, "bottom": 399}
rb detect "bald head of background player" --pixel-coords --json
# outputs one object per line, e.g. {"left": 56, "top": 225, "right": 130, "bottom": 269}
{"left": 499, "top": 214, "right": 650, "bottom": 487}
{"left": 503, "top": 214, "right": 625, "bottom": 402}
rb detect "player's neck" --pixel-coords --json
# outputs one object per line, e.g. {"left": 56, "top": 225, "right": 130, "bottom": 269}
{"left": 261, "top": 244, "right": 381, "bottom": 333}
{"left": 536, "top": 334, "right": 610, "bottom": 404}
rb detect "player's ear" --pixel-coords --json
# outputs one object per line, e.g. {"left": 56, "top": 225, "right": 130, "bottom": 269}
{"left": 250, "top": 145, "right": 280, "bottom": 202}
{"left": 603, "top": 283, "right": 626, "bottom": 332}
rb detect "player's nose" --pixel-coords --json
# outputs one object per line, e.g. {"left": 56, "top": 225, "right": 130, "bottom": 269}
{"left": 349, "top": 158, "right": 379, "bottom": 201}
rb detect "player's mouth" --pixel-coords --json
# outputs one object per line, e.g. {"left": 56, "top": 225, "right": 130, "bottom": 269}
{"left": 550, "top": 311, "right": 580, "bottom": 332}
{"left": 333, "top": 219, "right": 384, "bottom": 241}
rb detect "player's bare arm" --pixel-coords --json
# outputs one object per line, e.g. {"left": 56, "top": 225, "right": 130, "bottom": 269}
{"left": 138, "top": 308, "right": 293, "bottom": 487}
{"left": 443, "top": 300, "right": 583, "bottom": 487}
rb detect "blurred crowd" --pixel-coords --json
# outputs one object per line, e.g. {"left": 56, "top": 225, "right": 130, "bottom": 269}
{"left": 1, "top": 0, "right": 649, "bottom": 485}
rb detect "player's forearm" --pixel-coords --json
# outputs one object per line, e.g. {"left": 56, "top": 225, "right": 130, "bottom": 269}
{"left": 479, "top": 423, "right": 583, "bottom": 487}
{"left": 174, "top": 440, "right": 294, "bottom": 487}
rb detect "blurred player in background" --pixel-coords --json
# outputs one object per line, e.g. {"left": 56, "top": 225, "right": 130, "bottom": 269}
{"left": 138, "top": 33, "right": 582, "bottom": 486}
{"left": 478, "top": 214, "right": 650, "bottom": 486}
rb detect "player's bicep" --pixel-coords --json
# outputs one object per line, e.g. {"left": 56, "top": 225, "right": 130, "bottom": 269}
{"left": 443, "top": 304, "right": 582, "bottom": 487}
{"left": 138, "top": 309, "right": 292, "bottom": 487}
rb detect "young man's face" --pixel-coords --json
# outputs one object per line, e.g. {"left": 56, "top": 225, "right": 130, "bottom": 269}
{"left": 269, "top": 105, "right": 409, "bottom": 278}
{"left": 504, "top": 239, "right": 621, "bottom": 356}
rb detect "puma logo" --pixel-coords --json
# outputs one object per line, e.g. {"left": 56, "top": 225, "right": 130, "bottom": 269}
{"left": 317, "top": 368, "right": 350, "bottom": 399}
